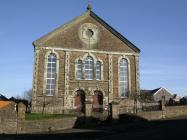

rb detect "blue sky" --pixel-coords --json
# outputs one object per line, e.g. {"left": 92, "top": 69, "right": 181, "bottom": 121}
{"left": 0, "top": 0, "right": 186, "bottom": 97}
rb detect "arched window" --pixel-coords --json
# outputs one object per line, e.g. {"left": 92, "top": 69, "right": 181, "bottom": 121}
{"left": 84, "top": 56, "right": 94, "bottom": 80}
{"left": 119, "top": 58, "right": 129, "bottom": 97}
{"left": 96, "top": 61, "right": 101, "bottom": 80}
{"left": 46, "top": 53, "right": 57, "bottom": 96}
{"left": 76, "top": 60, "right": 83, "bottom": 79}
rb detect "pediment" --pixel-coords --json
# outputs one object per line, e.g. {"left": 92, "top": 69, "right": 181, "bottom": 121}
{"left": 33, "top": 10, "right": 140, "bottom": 53}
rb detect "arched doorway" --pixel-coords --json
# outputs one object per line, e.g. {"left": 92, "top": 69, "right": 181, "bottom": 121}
{"left": 74, "top": 90, "right": 85, "bottom": 114}
{"left": 92, "top": 90, "right": 103, "bottom": 112}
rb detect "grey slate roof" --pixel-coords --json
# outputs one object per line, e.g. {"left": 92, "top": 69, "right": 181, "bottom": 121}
{"left": 140, "top": 88, "right": 161, "bottom": 96}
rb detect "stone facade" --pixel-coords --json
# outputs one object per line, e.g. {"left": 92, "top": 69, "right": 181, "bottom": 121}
{"left": 31, "top": 8, "right": 140, "bottom": 115}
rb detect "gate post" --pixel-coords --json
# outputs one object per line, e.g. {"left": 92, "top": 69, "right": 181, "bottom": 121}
{"left": 85, "top": 102, "right": 92, "bottom": 117}
{"left": 17, "top": 102, "right": 26, "bottom": 134}
{"left": 112, "top": 103, "right": 119, "bottom": 120}
{"left": 161, "top": 96, "right": 166, "bottom": 118}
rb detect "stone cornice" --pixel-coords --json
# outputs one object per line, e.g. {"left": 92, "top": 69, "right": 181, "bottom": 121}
{"left": 41, "top": 47, "right": 139, "bottom": 56}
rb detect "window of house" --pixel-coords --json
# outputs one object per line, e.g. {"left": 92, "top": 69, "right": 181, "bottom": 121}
{"left": 84, "top": 56, "right": 94, "bottom": 80}
{"left": 76, "top": 60, "right": 83, "bottom": 79}
{"left": 119, "top": 58, "right": 129, "bottom": 97}
{"left": 46, "top": 53, "right": 56, "bottom": 96}
{"left": 96, "top": 61, "right": 101, "bottom": 80}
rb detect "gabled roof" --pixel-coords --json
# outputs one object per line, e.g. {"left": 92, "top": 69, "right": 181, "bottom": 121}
{"left": 141, "top": 87, "right": 175, "bottom": 97}
{"left": 140, "top": 88, "right": 161, "bottom": 96}
{"left": 0, "top": 94, "right": 8, "bottom": 101}
{"left": 33, "top": 9, "right": 140, "bottom": 53}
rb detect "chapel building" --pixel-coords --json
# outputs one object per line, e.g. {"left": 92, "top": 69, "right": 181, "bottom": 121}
{"left": 31, "top": 5, "right": 140, "bottom": 114}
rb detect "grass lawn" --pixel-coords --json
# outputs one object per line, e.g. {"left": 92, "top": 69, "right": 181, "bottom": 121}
{"left": 25, "top": 113, "right": 75, "bottom": 120}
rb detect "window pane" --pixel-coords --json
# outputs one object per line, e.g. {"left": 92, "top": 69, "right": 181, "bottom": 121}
{"left": 90, "top": 64, "right": 94, "bottom": 68}
{"left": 46, "top": 85, "right": 50, "bottom": 90}
{"left": 52, "top": 63, "right": 56, "bottom": 67}
{"left": 51, "top": 85, "right": 56, "bottom": 90}
{"left": 119, "top": 58, "right": 129, "bottom": 97}
{"left": 76, "top": 60, "right": 82, "bottom": 79}
{"left": 51, "top": 90, "right": 55, "bottom": 95}
{"left": 47, "top": 79, "right": 51, "bottom": 84}
{"left": 85, "top": 65, "right": 89, "bottom": 69}
{"left": 96, "top": 61, "right": 101, "bottom": 80}
{"left": 120, "top": 77, "right": 125, "bottom": 81}
{"left": 85, "top": 60, "right": 89, "bottom": 64}
{"left": 48, "top": 58, "right": 52, "bottom": 62}
{"left": 51, "top": 79, "right": 56, "bottom": 84}
{"left": 85, "top": 70, "right": 89, "bottom": 74}
{"left": 85, "top": 75, "right": 89, "bottom": 79}
{"left": 51, "top": 68, "right": 56, "bottom": 73}
{"left": 46, "top": 90, "right": 50, "bottom": 95}
{"left": 51, "top": 73, "right": 56, "bottom": 78}
{"left": 47, "top": 73, "right": 51, "bottom": 78}
{"left": 47, "top": 68, "right": 51, "bottom": 73}
{"left": 48, "top": 63, "right": 52, "bottom": 67}
{"left": 52, "top": 58, "right": 56, "bottom": 62}
{"left": 91, "top": 74, "right": 94, "bottom": 79}
{"left": 45, "top": 53, "right": 56, "bottom": 95}
{"left": 84, "top": 56, "right": 94, "bottom": 80}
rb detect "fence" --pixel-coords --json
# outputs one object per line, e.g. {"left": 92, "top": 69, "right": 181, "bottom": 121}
{"left": 141, "top": 102, "right": 161, "bottom": 112}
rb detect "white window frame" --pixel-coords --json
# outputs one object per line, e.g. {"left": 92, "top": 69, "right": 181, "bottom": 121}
{"left": 84, "top": 56, "right": 94, "bottom": 80}
{"left": 43, "top": 51, "right": 59, "bottom": 96}
{"left": 118, "top": 57, "right": 130, "bottom": 97}
{"left": 76, "top": 59, "right": 83, "bottom": 80}
{"left": 75, "top": 53, "right": 104, "bottom": 81}
{"left": 96, "top": 61, "right": 101, "bottom": 80}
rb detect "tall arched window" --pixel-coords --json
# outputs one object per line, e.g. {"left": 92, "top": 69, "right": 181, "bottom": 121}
{"left": 46, "top": 53, "right": 57, "bottom": 96}
{"left": 84, "top": 56, "right": 94, "bottom": 80}
{"left": 76, "top": 60, "right": 83, "bottom": 79}
{"left": 119, "top": 58, "right": 129, "bottom": 97}
{"left": 96, "top": 61, "right": 101, "bottom": 80}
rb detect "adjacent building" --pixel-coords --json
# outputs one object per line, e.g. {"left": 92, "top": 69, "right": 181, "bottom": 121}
{"left": 140, "top": 87, "right": 173, "bottom": 102}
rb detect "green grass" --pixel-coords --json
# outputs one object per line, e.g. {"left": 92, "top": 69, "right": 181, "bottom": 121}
{"left": 25, "top": 113, "right": 75, "bottom": 120}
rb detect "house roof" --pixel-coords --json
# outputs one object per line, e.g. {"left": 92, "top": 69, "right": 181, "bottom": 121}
{"left": 0, "top": 94, "right": 8, "bottom": 101}
{"left": 0, "top": 101, "right": 11, "bottom": 109}
{"left": 140, "top": 88, "right": 161, "bottom": 96}
{"left": 33, "top": 8, "right": 140, "bottom": 53}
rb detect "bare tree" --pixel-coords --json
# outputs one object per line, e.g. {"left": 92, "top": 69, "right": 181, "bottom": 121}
{"left": 23, "top": 89, "right": 32, "bottom": 102}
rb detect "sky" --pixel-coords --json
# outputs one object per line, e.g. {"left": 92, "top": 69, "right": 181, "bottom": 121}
{"left": 0, "top": 0, "right": 187, "bottom": 98}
